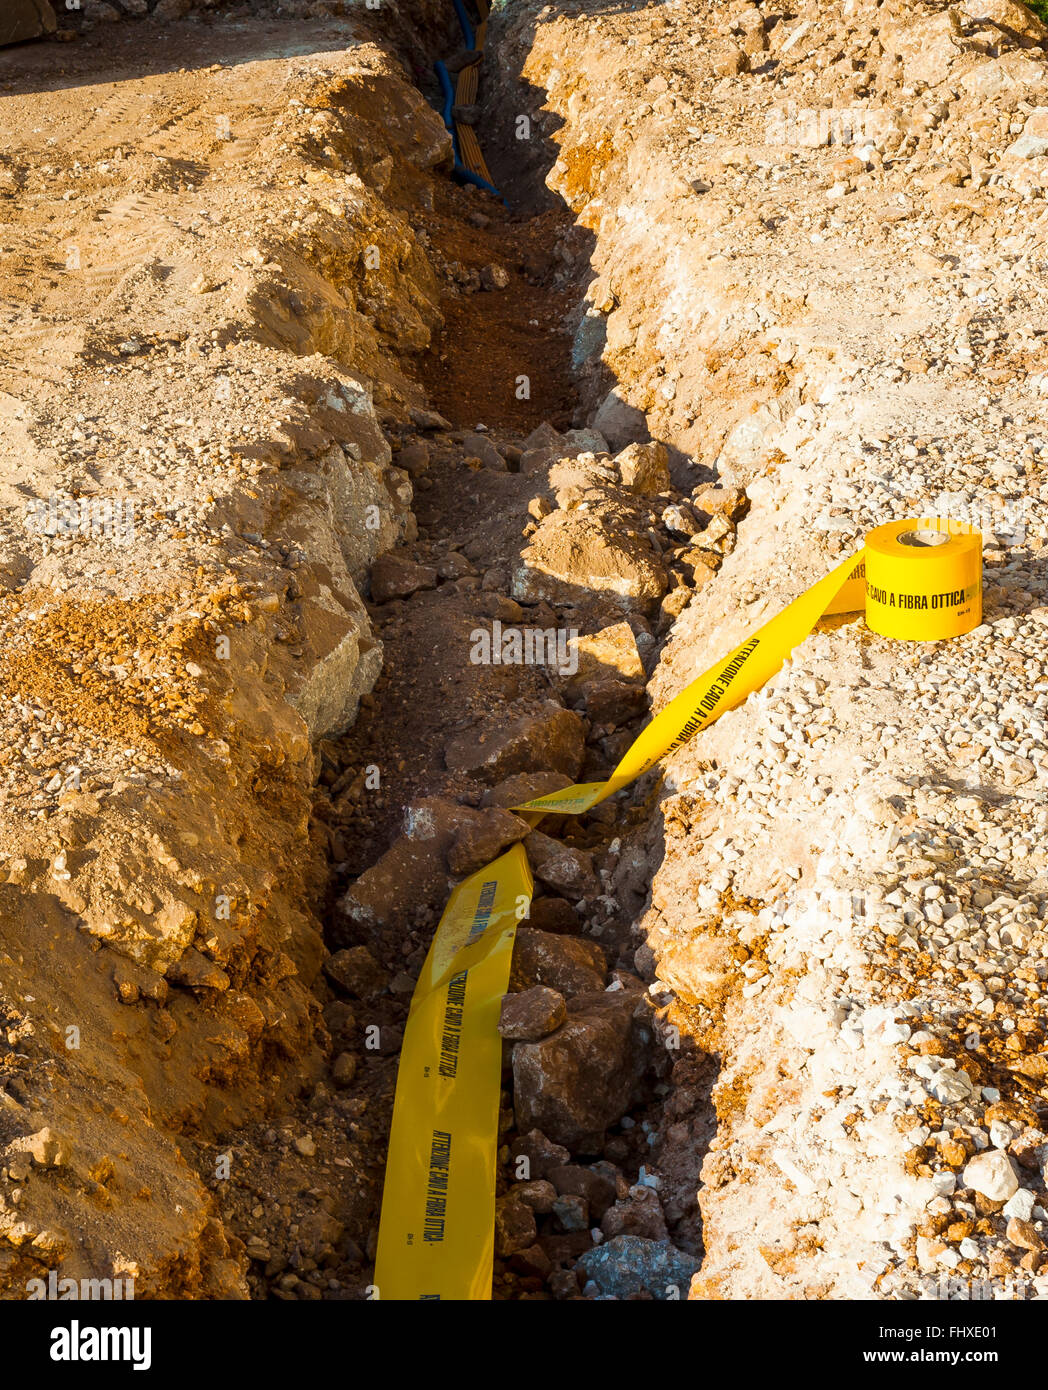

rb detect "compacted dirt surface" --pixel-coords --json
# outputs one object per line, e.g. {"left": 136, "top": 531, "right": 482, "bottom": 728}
{"left": 1, "top": 0, "right": 1048, "bottom": 1317}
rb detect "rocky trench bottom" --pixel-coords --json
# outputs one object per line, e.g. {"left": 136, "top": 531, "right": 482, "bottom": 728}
{"left": 291, "top": 37, "right": 729, "bottom": 1306}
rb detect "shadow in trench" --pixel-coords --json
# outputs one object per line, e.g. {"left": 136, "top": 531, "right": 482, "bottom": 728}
{"left": 358, "top": 0, "right": 723, "bottom": 1291}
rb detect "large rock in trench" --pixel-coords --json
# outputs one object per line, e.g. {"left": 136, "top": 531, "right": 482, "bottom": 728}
{"left": 576, "top": 1235, "right": 701, "bottom": 1301}
{"left": 337, "top": 797, "right": 528, "bottom": 940}
{"left": 444, "top": 702, "right": 585, "bottom": 782}
{"left": 590, "top": 386, "right": 650, "bottom": 451}
{"left": 509, "top": 927, "right": 606, "bottom": 996}
{"left": 512, "top": 983, "right": 651, "bottom": 1150}
{"left": 1, "top": 1, "right": 55, "bottom": 46}
{"left": 511, "top": 509, "right": 668, "bottom": 615}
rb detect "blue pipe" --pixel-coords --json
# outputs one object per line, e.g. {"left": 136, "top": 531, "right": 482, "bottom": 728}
{"left": 436, "top": 58, "right": 456, "bottom": 133}
{"left": 434, "top": 59, "right": 505, "bottom": 203}
{"left": 451, "top": 0, "right": 475, "bottom": 50}
{"left": 458, "top": 167, "right": 506, "bottom": 200}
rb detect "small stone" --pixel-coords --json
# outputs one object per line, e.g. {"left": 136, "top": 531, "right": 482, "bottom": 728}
{"left": 962, "top": 1149, "right": 1020, "bottom": 1202}
{"left": 113, "top": 958, "right": 168, "bottom": 1006}
{"left": 509, "top": 1130, "right": 570, "bottom": 1181}
{"left": 480, "top": 263, "right": 510, "bottom": 291}
{"left": 1003, "top": 1189, "right": 1036, "bottom": 1221}
{"left": 293, "top": 1134, "right": 316, "bottom": 1158}
{"left": 481, "top": 772, "right": 573, "bottom": 810}
{"left": 510, "top": 927, "right": 605, "bottom": 996}
{"left": 713, "top": 45, "right": 749, "bottom": 77}
{"left": 552, "top": 1194, "right": 589, "bottom": 1231}
{"left": 166, "top": 948, "right": 230, "bottom": 992}
{"left": 507, "top": 1243, "right": 551, "bottom": 1278}
{"left": 512, "top": 1179, "right": 557, "bottom": 1214}
{"left": 523, "top": 832, "right": 599, "bottom": 901}
{"left": 1006, "top": 1216, "right": 1043, "bottom": 1252}
{"left": 613, "top": 441, "right": 670, "bottom": 494}
{"left": 576, "top": 1235, "right": 700, "bottom": 1300}
{"left": 495, "top": 1196, "right": 537, "bottom": 1256}
{"left": 513, "top": 510, "right": 668, "bottom": 614}
{"left": 941, "top": 1138, "right": 968, "bottom": 1168}
{"left": 601, "top": 1185, "right": 669, "bottom": 1242}
{"left": 548, "top": 1164, "right": 618, "bottom": 1219}
{"left": 332, "top": 1052, "right": 358, "bottom": 1087}
{"left": 513, "top": 989, "right": 650, "bottom": 1148}
{"left": 324, "top": 946, "right": 389, "bottom": 999}
{"left": 13, "top": 1127, "right": 70, "bottom": 1169}
{"left": 460, "top": 432, "right": 506, "bottom": 470}
{"left": 929, "top": 1068, "right": 973, "bottom": 1104}
{"left": 369, "top": 553, "right": 438, "bottom": 604}
{"left": 445, "top": 703, "right": 585, "bottom": 782}
{"left": 436, "top": 551, "right": 475, "bottom": 580}
{"left": 526, "top": 897, "right": 581, "bottom": 934}
{"left": 498, "top": 985, "right": 567, "bottom": 1041}
{"left": 580, "top": 678, "right": 647, "bottom": 728}
{"left": 409, "top": 406, "right": 452, "bottom": 431}
{"left": 447, "top": 808, "right": 530, "bottom": 876}
{"left": 548, "top": 1267, "right": 580, "bottom": 1299}
{"left": 564, "top": 622, "right": 645, "bottom": 696}
{"left": 394, "top": 441, "right": 430, "bottom": 476}
{"left": 590, "top": 387, "right": 649, "bottom": 452}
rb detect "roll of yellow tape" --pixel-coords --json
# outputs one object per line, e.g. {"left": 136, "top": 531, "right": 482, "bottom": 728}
{"left": 864, "top": 518, "right": 982, "bottom": 641}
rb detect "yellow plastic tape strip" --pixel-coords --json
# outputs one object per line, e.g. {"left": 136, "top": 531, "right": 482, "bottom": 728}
{"left": 373, "top": 844, "right": 533, "bottom": 1300}
{"left": 513, "top": 518, "right": 982, "bottom": 817}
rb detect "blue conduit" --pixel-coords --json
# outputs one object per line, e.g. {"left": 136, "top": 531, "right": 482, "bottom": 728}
{"left": 434, "top": 58, "right": 506, "bottom": 203}
{"left": 451, "top": 0, "right": 476, "bottom": 50}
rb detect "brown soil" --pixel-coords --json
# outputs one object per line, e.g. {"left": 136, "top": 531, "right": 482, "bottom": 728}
{"left": 413, "top": 195, "right": 578, "bottom": 431}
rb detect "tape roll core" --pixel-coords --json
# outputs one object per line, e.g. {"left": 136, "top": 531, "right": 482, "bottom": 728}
{"left": 897, "top": 530, "right": 949, "bottom": 548}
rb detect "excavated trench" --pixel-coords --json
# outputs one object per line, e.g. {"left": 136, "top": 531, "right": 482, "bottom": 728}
{"left": 297, "top": 7, "right": 719, "bottom": 1302}
{"left": 8, "top": 0, "right": 1048, "bottom": 1313}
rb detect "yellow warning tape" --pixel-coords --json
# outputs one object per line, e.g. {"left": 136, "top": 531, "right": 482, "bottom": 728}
{"left": 373, "top": 846, "right": 533, "bottom": 1300}
{"left": 373, "top": 518, "right": 981, "bottom": 1298}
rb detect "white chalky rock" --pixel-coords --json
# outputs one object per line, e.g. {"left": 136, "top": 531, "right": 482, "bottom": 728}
{"left": 928, "top": 1067, "right": 973, "bottom": 1105}
{"left": 962, "top": 1149, "right": 1020, "bottom": 1203}
{"left": 773, "top": 1149, "right": 817, "bottom": 1195}
{"left": 781, "top": 1001, "right": 847, "bottom": 1048}
{"left": 989, "top": 1120, "right": 1014, "bottom": 1149}
{"left": 1003, "top": 1188, "right": 1036, "bottom": 1222}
